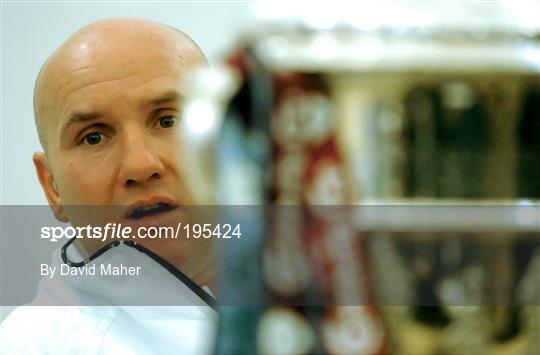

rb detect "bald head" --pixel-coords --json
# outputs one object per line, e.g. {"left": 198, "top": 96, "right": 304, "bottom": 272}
{"left": 34, "top": 18, "right": 207, "bottom": 150}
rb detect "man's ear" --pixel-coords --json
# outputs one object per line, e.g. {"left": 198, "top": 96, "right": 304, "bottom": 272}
{"left": 33, "top": 152, "right": 69, "bottom": 222}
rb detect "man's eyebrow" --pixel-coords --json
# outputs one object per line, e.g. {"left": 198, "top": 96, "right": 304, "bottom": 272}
{"left": 61, "top": 111, "right": 103, "bottom": 137}
{"left": 149, "top": 90, "right": 183, "bottom": 106}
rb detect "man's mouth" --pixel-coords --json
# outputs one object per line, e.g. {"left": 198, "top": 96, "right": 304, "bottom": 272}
{"left": 125, "top": 201, "right": 178, "bottom": 220}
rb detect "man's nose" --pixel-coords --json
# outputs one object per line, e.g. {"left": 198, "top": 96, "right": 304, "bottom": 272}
{"left": 118, "top": 132, "right": 166, "bottom": 188}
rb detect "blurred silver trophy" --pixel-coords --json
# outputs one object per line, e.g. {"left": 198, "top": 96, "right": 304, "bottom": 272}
{"left": 180, "top": 1, "right": 540, "bottom": 354}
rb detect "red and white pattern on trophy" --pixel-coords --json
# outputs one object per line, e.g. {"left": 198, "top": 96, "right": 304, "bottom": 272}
{"left": 268, "top": 72, "right": 387, "bottom": 355}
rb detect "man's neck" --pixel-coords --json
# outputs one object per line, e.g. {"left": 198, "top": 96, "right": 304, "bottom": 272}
{"left": 191, "top": 265, "right": 218, "bottom": 296}
{"left": 77, "top": 238, "right": 218, "bottom": 297}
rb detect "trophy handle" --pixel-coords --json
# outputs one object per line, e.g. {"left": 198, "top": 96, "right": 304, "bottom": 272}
{"left": 180, "top": 66, "right": 240, "bottom": 204}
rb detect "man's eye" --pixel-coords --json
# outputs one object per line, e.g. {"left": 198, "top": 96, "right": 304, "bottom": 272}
{"left": 82, "top": 132, "right": 103, "bottom": 145}
{"left": 158, "top": 116, "right": 176, "bottom": 128}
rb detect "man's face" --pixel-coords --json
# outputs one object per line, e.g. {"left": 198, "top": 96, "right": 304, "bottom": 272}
{"left": 33, "top": 21, "right": 210, "bottom": 274}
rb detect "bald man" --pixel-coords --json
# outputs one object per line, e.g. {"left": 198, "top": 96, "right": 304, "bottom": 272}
{"left": 1, "top": 18, "right": 217, "bottom": 354}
